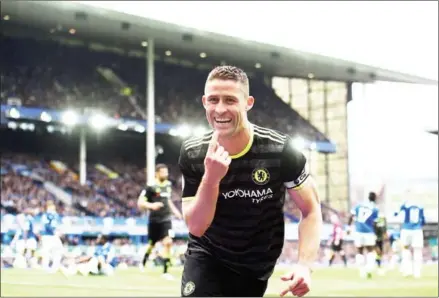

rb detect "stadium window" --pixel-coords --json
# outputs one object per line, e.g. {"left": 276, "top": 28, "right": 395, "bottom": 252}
{"left": 328, "top": 88, "right": 347, "bottom": 105}
{"left": 309, "top": 83, "right": 324, "bottom": 109}
{"left": 327, "top": 119, "right": 347, "bottom": 139}
{"left": 326, "top": 105, "right": 346, "bottom": 120}
{"left": 290, "top": 78, "right": 309, "bottom": 103}
{"left": 328, "top": 185, "right": 348, "bottom": 202}
{"left": 328, "top": 158, "right": 347, "bottom": 175}
{"left": 311, "top": 119, "right": 326, "bottom": 134}
{"left": 316, "top": 166, "right": 327, "bottom": 178}
{"left": 310, "top": 80, "right": 325, "bottom": 92}
{"left": 317, "top": 183, "right": 328, "bottom": 201}
{"left": 272, "top": 77, "right": 290, "bottom": 104}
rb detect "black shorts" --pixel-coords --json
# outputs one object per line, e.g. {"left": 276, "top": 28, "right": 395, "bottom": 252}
{"left": 148, "top": 220, "right": 172, "bottom": 245}
{"left": 181, "top": 250, "right": 268, "bottom": 297}
{"left": 331, "top": 240, "right": 343, "bottom": 252}
{"left": 376, "top": 240, "right": 384, "bottom": 252}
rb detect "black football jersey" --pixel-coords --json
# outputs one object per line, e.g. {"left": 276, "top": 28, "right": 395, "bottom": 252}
{"left": 139, "top": 180, "right": 173, "bottom": 223}
{"left": 178, "top": 124, "right": 309, "bottom": 280}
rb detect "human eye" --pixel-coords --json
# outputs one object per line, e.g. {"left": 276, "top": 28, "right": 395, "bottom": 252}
{"left": 226, "top": 97, "right": 237, "bottom": 104}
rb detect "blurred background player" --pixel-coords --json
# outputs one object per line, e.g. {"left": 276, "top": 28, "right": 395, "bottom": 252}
{"left": 12, "top": 208, "right": 38, "bottom": 268}
{"left": 348, "top": 192, "right": 380, "bottom": 278}
{"left": 388, "top": 228, "right": 402, "bottom": 270}
{"left": 61, "top": 235, "right": 115, "bottom": 276}
{"left": 328, "top": 214, "right": 347, "bottom": 267}
{"left": 396, "top": 198, "right": 426, "bottom": 278}
{"left": 89, "top": 235, "right": 115, "bottom": 276}
{"left": 374, "top": 213, "right": 387, "bottom": 275}
{"left": 40, "top": 201, "right": 64, "bottom": 273}
{"left": 137, "top": 164, "right": 183, "bottom": 279}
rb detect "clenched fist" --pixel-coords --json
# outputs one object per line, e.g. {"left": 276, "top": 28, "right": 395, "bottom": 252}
{"left": 204, "top": 131, "right": 231, "bottom": 183}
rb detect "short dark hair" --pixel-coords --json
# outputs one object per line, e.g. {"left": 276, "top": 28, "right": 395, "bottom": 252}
{"left": 368, "top": 192, "right": 377, "bottom": 202}
{"left": 206, "top": 65, "right": 250, "bottom": 97}
{"left": 155, "top": 163, "right": 168, "bottom": 172}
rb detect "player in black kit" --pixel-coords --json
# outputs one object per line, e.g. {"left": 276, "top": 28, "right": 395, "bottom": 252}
{"left": 178, "top": 66, "right": 322, "bottom": 297}
{"left": 137, "top": 164, "right": 182, "bottom": 278}
{"left": 374, "top": 214, "right": 387, "bottom": 275}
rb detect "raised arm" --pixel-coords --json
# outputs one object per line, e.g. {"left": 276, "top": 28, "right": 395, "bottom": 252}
{"left": 179, "top": 131, "right": 231, "bottom": 237}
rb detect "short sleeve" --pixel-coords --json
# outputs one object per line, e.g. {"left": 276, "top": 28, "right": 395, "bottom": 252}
{"left": 281, "top": 137, "right": 309, "bottom": 189}
{"left": 41, "top": 214, "right": 48, "bottom": 224}
{"left": 350, "top": 206, "right": 357, "bottom": 216}
{"left": 178, "top": 144, "right": 201, "bottom": 200}
{"left": 420, "top": 208, "right": 426, "bottom": 225}
{"left": 139, "top": 187, "right": 152, "bottom": 202}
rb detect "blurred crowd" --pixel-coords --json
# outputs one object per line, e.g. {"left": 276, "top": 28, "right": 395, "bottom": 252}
{"left": 0, "top": 153, "right": 339, "bottom": 224}
{"left": 0, "top": 35, "right": 335, "bottom": 222}
{"left": 1, "top": 153, "right": 181, "bottom": 218}
{"left": 0, "top": 36, "right": 328, "bottom": 142}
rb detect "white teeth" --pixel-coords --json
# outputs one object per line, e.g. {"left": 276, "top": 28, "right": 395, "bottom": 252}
{"left": 215, "top": 118, "right": 231, "bottom": 122}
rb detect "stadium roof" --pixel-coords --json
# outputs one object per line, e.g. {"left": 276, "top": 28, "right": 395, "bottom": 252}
{"left": 3, "top": 1, "right": 438, "bottom": 85}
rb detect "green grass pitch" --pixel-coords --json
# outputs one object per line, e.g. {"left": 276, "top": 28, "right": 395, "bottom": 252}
{"left": 1, "top": 264, "right": 437, "bottom": 297}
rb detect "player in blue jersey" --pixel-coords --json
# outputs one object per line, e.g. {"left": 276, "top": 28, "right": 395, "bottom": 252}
{"left": 40, "top": 201, "right": 64, "bottom": 273}
{"left": 348, "top": 192, "right": 380, "bottom": 278}
{"left": 388, "top": 229, "right": 402, "bottom": 270}
{"left": 12, "top": 208, "right": 38, "bottom": 268}
{"left": 396, "top": 200, "right": 425, "bottom": 278}
{"left": 88, "top": 235, "right": 115, "bottom": 276}
{"left": 61, "top": 235, "right": 115, "bottom": 276}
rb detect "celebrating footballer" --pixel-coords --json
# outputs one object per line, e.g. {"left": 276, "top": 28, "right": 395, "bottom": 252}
{"left": 178, "top": 65, "right": 323, "bottom": 297}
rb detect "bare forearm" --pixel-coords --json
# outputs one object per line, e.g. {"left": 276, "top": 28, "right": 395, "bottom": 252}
{"left": 183, "top": 176, "right": 219, "bottom": 237}
{"left": 137, "top": 201, "right": 154, "bottom": 211}
{"left": 169, "top": 199, "right": 182, "bottom": 217}
{"left": 298, "top": 209, "right": 322, "bottom": 268}
{"left": 348, "top": 215, "right": 354, "bottom": 226}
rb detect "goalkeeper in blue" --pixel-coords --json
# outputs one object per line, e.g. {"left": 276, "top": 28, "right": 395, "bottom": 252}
{"left": 396, "top": 200, "right": 425, "bottom": 278}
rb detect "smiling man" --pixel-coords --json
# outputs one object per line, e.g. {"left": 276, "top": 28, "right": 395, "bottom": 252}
{"left": 178, "top": 66, "right": 322, "bottom": 297}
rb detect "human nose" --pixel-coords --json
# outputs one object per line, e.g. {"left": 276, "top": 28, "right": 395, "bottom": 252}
{"left": 214, "top": 100, "right": 227, "bottom": 114}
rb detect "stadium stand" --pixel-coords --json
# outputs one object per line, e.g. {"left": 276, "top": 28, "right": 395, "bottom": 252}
{"left": 0, "top": 35, "right": 339, "bottom": 222}
{"left": 1, "top": 35, "right": 329, "bottom": 143}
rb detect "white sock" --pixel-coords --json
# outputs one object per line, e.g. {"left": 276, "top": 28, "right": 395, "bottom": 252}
{"left": 401, "top": 249, "right": 412, "bottom": 276}
{"left": 355, "top": 254, "right": 365, "bottom": 267}
{"left": 366, "top": 251, "right": 376, "bottom": 274}
{"left": 51, "top": 253, "right": 62, "bottom": 272}
{"left": 29, "top": 256, "right": 38, "bottom": 268}
{"left": 413, "top": 248, "right": 423, "bottom": 278}
{"left": 78, "top": 263, "right": 91, "bottom": 276}
{"left": 356, "top": 254, "right": 365, "bottom": 276}
{"left": 102, "top": 264, "right": 114, "bottom": 276}
{"left": 41, "top": 252, "right": 50, "bottom": 270}
{"left": 62, "top": 264, "right": 78, "bottom": 276}
{"left": 390, "top": 254, "right": 399, "bottom": 269}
